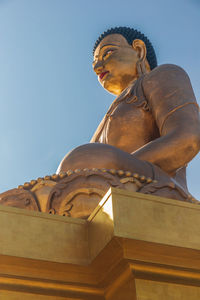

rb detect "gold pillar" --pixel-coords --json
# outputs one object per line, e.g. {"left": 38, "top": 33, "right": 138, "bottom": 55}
{"left": 1, "top": 188, "right": 200, "bottom": 299}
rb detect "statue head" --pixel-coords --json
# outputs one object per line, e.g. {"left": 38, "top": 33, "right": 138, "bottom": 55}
{"left": 93, "top": 27, "right": 157, "bottom": 95}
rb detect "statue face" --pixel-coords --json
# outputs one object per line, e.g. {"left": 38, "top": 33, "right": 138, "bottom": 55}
{"left": 93, "top": 34, "right": 141, "bottom": 95}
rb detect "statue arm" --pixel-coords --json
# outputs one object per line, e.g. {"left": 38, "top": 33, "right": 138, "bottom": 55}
{"left": 131, "top": 64, "right": 200, "bottom": 176}
{"left": 90, "top": 116, "right": 106, "bottom": 143}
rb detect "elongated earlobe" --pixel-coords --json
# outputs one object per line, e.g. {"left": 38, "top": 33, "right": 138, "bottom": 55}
{"left": 132, "top": 39, "right": 147, "bottom": 76}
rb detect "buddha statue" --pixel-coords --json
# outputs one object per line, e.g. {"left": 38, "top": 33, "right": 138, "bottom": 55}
{"left": 56, "top": 27, "right": 200, "bottom": 199}
{"left": 1, "top": 27, "right": 200, "bottom": 218}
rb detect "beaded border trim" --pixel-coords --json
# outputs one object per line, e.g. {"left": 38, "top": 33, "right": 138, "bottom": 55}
{"left": 18, "top": 168, "right": 156, "bottom": 190}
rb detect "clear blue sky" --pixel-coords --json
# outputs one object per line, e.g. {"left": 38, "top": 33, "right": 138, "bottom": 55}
{"left": 0, "top": 0, "right": 200, "bottom": 199}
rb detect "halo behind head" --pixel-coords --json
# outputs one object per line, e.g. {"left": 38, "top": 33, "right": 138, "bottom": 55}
{"left": 93, "top": 26, "right": 157, "bottom": 70}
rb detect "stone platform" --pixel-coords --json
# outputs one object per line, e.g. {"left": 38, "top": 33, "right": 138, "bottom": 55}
{"left": 0, "top": 188, "right": 200, "bottom": 299}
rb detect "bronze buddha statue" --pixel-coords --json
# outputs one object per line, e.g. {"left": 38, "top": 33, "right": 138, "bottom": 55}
{"left": 57, "top": 27, "right": 200, "bottom": 201}
{"left": 1, "top": 27, "right": 200, "bottom": 218}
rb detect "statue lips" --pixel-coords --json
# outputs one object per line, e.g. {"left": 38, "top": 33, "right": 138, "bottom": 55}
{"left": 99, "top": 71, "right": 109, "bottom": 81}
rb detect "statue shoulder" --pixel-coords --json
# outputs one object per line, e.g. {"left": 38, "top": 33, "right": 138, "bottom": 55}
{"left": 151, "top": 63, "right": 186, "bottom": 72}
{"left": 143, "top": 64, "right": 197, "bottom": 132}
{"left": 144, "top": 64, "right": 190, "bottom": 86}
{"left": 143, "top": 63, "right": 195, "bottom": 101}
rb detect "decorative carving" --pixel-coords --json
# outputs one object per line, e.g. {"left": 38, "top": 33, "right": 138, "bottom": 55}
{"left": 0, "top": 188, "right": 40, "bottom": 211}
{"left": 0, "top": 167, "right": 198, "bottom": 219}
{"left": 47, "top": 169, "right": 126, "bottom": 219}
{"left": 0, "top": 169, "right": 154, "bottom": 218}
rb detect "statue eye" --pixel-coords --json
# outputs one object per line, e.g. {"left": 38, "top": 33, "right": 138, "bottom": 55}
{"left": 102, "top": 50, "right": 114, "bottom": 60}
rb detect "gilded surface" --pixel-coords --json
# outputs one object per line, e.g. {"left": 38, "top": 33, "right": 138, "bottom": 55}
{"left": 0, "top": 26, "right": 200, "bottom": 216}
{"left": 1, "top": 189, "right": 200, "bottom": 299}
{"left": 57, "top": 29, "right": 200, "bottom": 207}
{"left": 0, "top": 169, "right": 147, "bottom": 218}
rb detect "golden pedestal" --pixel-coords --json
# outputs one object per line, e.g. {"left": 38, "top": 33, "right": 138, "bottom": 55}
{"left": 0, "top": 188, "right": 200, "bottom": 299}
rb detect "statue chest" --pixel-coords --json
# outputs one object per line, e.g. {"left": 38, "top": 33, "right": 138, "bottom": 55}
{"left": 93, "top": 76, "right": 160, "bottom": 152}
{"left": 98, "top": 100, "right": 159, "bottom": 153}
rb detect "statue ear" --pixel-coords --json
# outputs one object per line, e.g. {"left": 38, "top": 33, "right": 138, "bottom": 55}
{"left": 132, "top": 39, "right": 147, "bottom": 61}
{"left": 132, "top": 39, "right": 148, "bottom": 76}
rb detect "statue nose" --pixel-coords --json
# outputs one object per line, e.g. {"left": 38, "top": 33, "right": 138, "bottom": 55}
{"left": 93, "top": 61, "right": 104, "bottom": 74}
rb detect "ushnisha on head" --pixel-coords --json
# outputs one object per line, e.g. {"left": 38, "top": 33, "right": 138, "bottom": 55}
{"left": 93, "top": 27, "right": 157, "bottom": 95}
